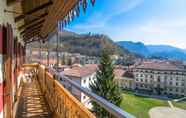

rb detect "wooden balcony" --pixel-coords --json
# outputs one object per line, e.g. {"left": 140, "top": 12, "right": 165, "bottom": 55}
{"left": 15, "top": 63, "right": 135, "bottom": 118}
{"left": 15, "top": 63, "right": 95, "bottom": 118}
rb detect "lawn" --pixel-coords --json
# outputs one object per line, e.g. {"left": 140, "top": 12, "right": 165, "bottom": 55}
{"left": 120, "top": 91, "right": 169, "bottom": 118}
{"left": 172, "top": 101, "right": 186, "bottom": 110}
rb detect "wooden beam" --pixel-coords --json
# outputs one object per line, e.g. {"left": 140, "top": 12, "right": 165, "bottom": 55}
{"left": 6, "top": 0, "right": 16, "bottom": 6}
{"left": 23, "top": 31, "right": 40, "bottom": 41}
{"left": 21, "top": 25, "right": 42, "bottom": 35}
{"left": 25, "top": 37, "right": 41, "bottom": 44}
{"left": 18, "top": 13, "right": 48, "bottom": 30}
{"left": 24, "top": 35, "right": 39, "bottom": 42}
{"left": 19, "top": 19, "right": 45, "bottom": 32}
{"left": 15, "top": 1, "right": 53, "bottom": 22}
{"left": 23, "top": 30, "right": 40, "bottom": 38}
{"left": 23, "top": 29, "right": 41, "bottom": 39}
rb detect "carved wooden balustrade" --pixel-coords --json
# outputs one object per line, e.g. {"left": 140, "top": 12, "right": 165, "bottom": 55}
{"left": 23, "top": 64, "right": 96, "bottom": 118}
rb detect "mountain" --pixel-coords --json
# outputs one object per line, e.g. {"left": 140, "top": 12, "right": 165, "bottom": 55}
{"left": 117, "top": 41, "right": 186, "bottom": 60}
{"left": 147, "top": 45, "right": 182, "bottom": 53}
{"left": 58, "top": 33, "right": 133, "bottom": 57}
{"left": 28, "top": 31, "right": 135, "bottom": 59}
{"left": 117, "top": 41, "right": 150, "bottom": 56}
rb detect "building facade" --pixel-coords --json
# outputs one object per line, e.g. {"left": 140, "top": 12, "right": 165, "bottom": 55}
{"left": 62, "top": 64, "right": 97, "bottom": 109}
{"left": 114, "top": 69, "right": 135, "bottom": 90}
{"left": 133, "top": 61, "right": 186, "bottom": 97}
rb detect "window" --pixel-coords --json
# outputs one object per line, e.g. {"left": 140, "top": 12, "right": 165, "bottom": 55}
{"left": 169, "top": 82, "right": 172, "bottom": 85}
{"left": 158, "top": 76, "right": 161, "bottom": 82}
{"left": 176, "top": 88, "right": 178, "bottom": 92}
{"left": 140, "top": 74, "right": 143, "bottom": 77}
{"left": 136, "top": 79, "right": 138, "bottom": 81}
{"left": 83, "top": 95, "right": 86, "bottom": 99}
{"left": 136, "top": 74, "right": 138, "bottom": 77}
{"left": 182, "top": 83, "right": 184, "bottom": 86}
{"left": 141, "top": 79, "right": 143, "bottom": 82}
{"left": 150, "top": 75, "right": 153, "bottom": 78}
{"left": 176, "top": 82, "right": 178, "bottom": 86}
{"left": 164, "top": 87, "right": 167, "bottom": 90}
{"left": 169, "top": 88, "right": 172, "bottom": 91}
{"left": 83, "top": 79, "right": 86, "bottom": 84}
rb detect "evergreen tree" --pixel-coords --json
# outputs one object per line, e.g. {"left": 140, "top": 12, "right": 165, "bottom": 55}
{"left": 90, "top": 50, "right": 122, "bottom": 118}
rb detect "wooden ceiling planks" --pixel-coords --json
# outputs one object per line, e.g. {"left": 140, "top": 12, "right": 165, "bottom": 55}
{"left": 10, "top": 0, "right": 95, "bottom": 43}
{"left": 15, "top": 1, "right": 52, "bottom": 22}
{"left": 18, "top": 13, "right": 47, "bottom": 30}
{"left": 21, "top": 25, "right": 42, "bottom": 35}
{"left": 40, "top": 0, "right": 64, "bottom": 37}
{"left": 41, "top": 0, "right": 78, "bottom": 37}
{"left": 23, "top": 30, "right": 41, "bottom": 40}
{"left": 19, "top": 19, "right": 45, "bottom": 32}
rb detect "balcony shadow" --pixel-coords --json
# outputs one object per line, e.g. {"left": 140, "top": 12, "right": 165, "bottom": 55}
{"left": 16, "top": 77, "right": 52, "bottom": 118}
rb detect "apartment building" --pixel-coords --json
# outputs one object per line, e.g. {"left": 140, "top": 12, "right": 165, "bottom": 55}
{"left": 114, "top": 69, "right": 135, "bottom": 90}
{"left": 133, "top": 61, "right": 186, "bottom": 97}
{"left": 62, "top": 64, "right": 97, "bottom": 109}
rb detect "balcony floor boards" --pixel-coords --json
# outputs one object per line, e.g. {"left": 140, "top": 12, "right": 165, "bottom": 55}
{"left": 16, "top": 77, "right": 52, "bottom": 118}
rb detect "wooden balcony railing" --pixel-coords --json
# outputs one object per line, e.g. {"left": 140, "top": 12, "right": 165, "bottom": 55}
{"left": 23, "top": 63, "right": 96, "bottom": 118}
{"left": 22, "top": 63, "right": 135, "bottom": 118}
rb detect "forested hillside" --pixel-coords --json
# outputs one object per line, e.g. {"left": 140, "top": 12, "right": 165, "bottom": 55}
{"left": 28, "top": 31, "right": 135, "bottom": 59}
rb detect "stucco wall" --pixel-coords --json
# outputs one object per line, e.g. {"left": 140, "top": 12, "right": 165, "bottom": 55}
{"left": 0, "top": 1, "right": 22, "bottom": 117}
{"left": 0, "top": 0, "right": 21, "bottom": 41}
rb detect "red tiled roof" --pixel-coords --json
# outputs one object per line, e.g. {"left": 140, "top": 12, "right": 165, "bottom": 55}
{"left": 63, "top": 64, "right": 98, "bottom": 78}
{"left": 136, "top": 61, "right": 183, "bottom": 71}
{"left": 114, "top": 69, "right": 126, "bottom": 77}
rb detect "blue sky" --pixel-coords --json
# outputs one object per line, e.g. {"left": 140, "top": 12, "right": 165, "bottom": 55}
{"left": 66, "top": 0, "right": 186, "bottom": 49}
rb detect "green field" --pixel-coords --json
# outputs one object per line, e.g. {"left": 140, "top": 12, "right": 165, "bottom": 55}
{"left": 120, "top": 91, "right": 186, "bottom": 118}
{"left": 172, "top": 101, "right": 186, "bottom": 110}
{"left": 120, "top": 91, "right": 169, "bottom": 118}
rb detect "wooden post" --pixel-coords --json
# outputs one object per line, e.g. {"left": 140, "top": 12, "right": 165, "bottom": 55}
{"left": 56, "top": 31, "right": 59, "bottom": 71}
{"left": 47, "top": 38, "right": 50, "bottom": 66}
{"left": 0, "top": 24, "right": 4, "bottom": 118}
{"left": 39, "top": 40, "right": 42, "bottom": 64}
{"left": 0, "top": 24, "right": 14, "bottom": 118}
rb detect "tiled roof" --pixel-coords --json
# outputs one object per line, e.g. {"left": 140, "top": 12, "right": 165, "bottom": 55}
{"left": 114, "top": 69, "right": 134, "bottom": 78}
{"left": 63, "top": 64, "right": 98, "bottom": 78}
{"left": 114, "top": 69, "right": 126, "bottom": 77}
{"left": 136, "top": 61, "right": 184, "bottom": 71}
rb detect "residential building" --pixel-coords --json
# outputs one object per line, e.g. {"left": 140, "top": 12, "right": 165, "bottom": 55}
{"left": 133, "top": 61, "right": 186, "bottom": 97}
{"left": 114, "top": 69, "right": 135, "bottom": 90}
{"left": 62, "top": 64, "right": 98, "bottom": 109}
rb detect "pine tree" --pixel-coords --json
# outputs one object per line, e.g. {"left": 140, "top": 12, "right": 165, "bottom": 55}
{"left": 90, "top": 50, "right": 122, "bottom": 118}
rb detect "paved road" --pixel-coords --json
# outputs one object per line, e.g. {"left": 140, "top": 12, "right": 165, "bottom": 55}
{"left": 149, "top": 107, "right": 186, "bottom": 118}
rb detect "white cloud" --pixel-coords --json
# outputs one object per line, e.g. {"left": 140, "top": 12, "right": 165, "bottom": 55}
{"left": 139, "top": 17, "right": 186, "bottom": 34}
{"left": 113, "top": 18, "right": 186, "bottom": 49}
{"left": 69, "top": 0, "right": 144, "bottom": 31}
{"left": 68, "top": 0, "right": 186, "bottom": 49}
